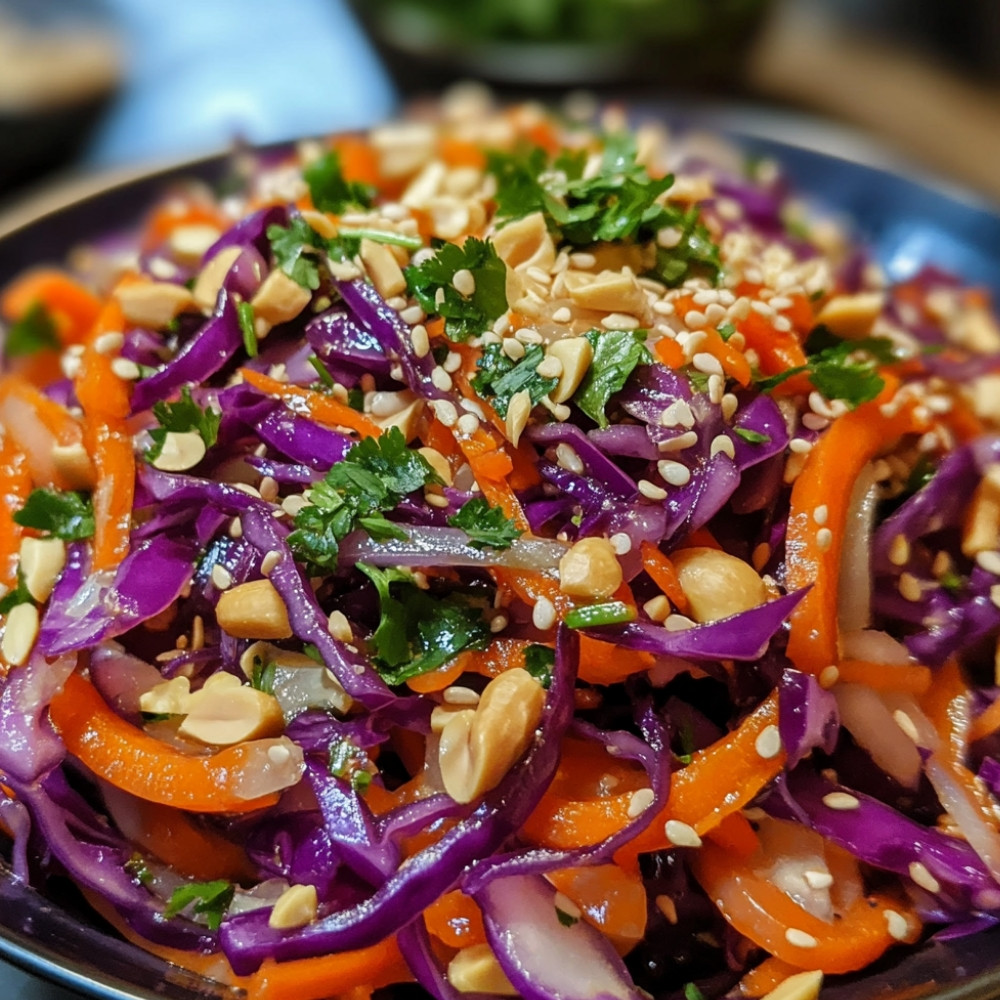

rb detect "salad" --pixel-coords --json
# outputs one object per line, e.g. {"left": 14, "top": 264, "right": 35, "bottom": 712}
{"left": 2, "top": 89, "right": 1000, "bottom": 1000}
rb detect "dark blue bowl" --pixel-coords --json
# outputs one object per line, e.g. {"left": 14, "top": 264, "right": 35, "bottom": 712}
{"left": 2, "top": 110, "right": 1000, "bottom": 1000}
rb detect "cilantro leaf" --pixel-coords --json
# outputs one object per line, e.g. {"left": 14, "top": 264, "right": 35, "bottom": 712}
{"left": 14, "top": 489, "right": 94, "bottom": 540}
{"left": 237, "top": 301, "right": 258, "bottom": 358}
{"left": 733, "top": 427, "right": 771, "bottom": 444}
{"left": 146, "top": 387, "right": 221, "bottom": 462}
{"left": 471, "top": 343, "right": 557, "bottom": 417}
{"left": 404, "top": 237, "right": 508, "bottom": 343}
{"left": 164, "top": 879, "right": 234, "bottom": 930}
{"left": 756, "top": 325, "right": 897, "bottom": 408}
{"left": 447, "top": 498, "right": 523, "bottom": 550}
{"left": 4, "top": 302, "right": 60, "bottom": 358}
{"left": 288, "top": 427, "right": 438, "bottom": 569}
{"left": 358, "top": 563, "right": 490, "bottom": 686}
{"left": 308, "top": 354, "right": 335, "bottom": 388}
{"left": 304, "top": 150, "right": 374, "bottom": 213}
{"left": 523, "top": 644, "right": 554, "bottom": 688}
{"left": 0, "top": 570, "right": 33, "bottom": 615}
{"left": 573, "top": 329, "right": 650, "bottom": 428}
{"left": 267, "top": 218, "right": 327, "bottom": 290}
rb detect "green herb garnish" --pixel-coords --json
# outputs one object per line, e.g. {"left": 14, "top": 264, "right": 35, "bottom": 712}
{"left": 573, "top": 329, "right": 649, "bottom": 428}
{"left": 564, "top": 601, "right": 637, "bottom": 629}
{"left": 146, "top": 386, "right": 221, "bottom": 463}
{"left": 733, "top": 427, "right": 771, "bottom": 445}
{"left": 447, "top": 498, "right": 523, "bottom": 550}
{"left": 304, "top": 150, "right": 374, "bottom": 214}
{"left": 237, "top": 301, "right": 258, "bottom": 358}
{"left": 14, "top": 488, "right": 94, "bottom": 541}
{"left": 164, "top": 879, "right": 234, "bottom": 930}
{"left": 472, "top": 342, "right": 557, "bottom": 417}
{"left": 523, "top": 644, "right": 555, "bottom": 689}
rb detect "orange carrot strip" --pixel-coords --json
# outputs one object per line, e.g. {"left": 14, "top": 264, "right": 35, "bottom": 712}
{"left": 1, "top": 268, "right": 101, "bottom": 346}
{"left": 836, "top": 659, "right": 932, "bottom": 695}
{"left": 239, "top": 367, "right": 381, "bottom": 438}
{"left": 692, "top": 839, "right": 919, "bottom": 973}
{"left": 439, "top": 137, "right": 487, "bottom": 170}
{"left": 546, "top": 864, "right": 648, "bottom": 954}
{"left": 640, "top": 541, "right": 690, "bottom": 614}
{"left": 455, "top": 428, "right": 528, "bottom": 529}
{"left": 704, "top": 811, "right": 761, "bottom": 860}
{"left": 737, "top": 958, "right": 805, "bottom": 998}
{"left": 141, "top": 201, "right": 228, "bottom": 253}
{"left": 0, "top": 433, "right": 31, "bottom": 591}
{"left": 785, "top": 382, "right": 926, "bottom": 675}
{"left": 423, "top": 890, "right": 487, "bottom": 948}
{"left": 49, "top": 673, "right": 285, "bottom": 813}
{"left": 654, "top": 337, "right": 685, "bottom": 369}
{"left": 578, "top": 634, "right": 656, "bottom": 685}
{"left": 970, "top": 694, "right": 1000, "bottom": 745}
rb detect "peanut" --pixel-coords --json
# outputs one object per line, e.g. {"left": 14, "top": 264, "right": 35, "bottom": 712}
{"left": 192, "top": 247, "right": 242, "bottom": 312}
{"left": 562, "top": 269, "right": 645, "bottom": 316}
{"left": 168, "top": 224, "right": 222, "bottom": 266}
{"left": 546, "top": 337, "right": 593, "bottom": 403}
{"left": 19, "top": 536, "right": 66, "bottom": 603}
{"left": 178, "top": 672, "right": 285, "bottom": 746}
{"left": 360, "top": 239, "right": 407, "bottom": 300}
{"left": 447, "top": 944, "right": 518, "bottom": 995}
{"left": 761, "top": 970, "right": 824, "bottom": 1000}
{"left": 216, "top": 579, "right": 293, "bottom": 640}
{"left": 491, "top": 212, "right": 556, "bottom": 272}
{"left": 815, "top": 292, "right": 885, "bottom": 340}
{"left": 671, "top": 547, "right": 768, "bottom": 623}
{"left": 115, "top": 280, "right": 195, "bottom": 329}
{"left": 149, "top": 430, "right": 207, "bottom": 472}
{"left": 558, "top": 537, "right": 623, "bottom": 599}
{"left": 1, "top": 602, "right": 39, "bottom": 666}
{"left": 138, "top": 676, "right": 191, "bottom": 716}
{"left": 963, "top": 465, "right": 1000, "bottom": 557}
{"left": 438, "top": 668, "right": 546, "bottom": 804}
{"left": 251, "top": 269, "right": 312, "bottom": 328}
{"left": 268, "top": 883, "right": 318, "bottom": 930}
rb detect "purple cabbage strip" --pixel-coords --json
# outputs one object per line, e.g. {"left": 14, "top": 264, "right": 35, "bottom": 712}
{"left": 305, "top": 309, "right": 393, "bottom": 385}
{"left": 204, "top": 204, "right": 288, "bottom": 262}
{"left": 397, "top": 918, "right": 494, "bottom": 1000}
{"left": 218, "top": 626, "right": 579, "bottom": 974}
{"left": 526, "top": 423, "right": 639, "bottom": 498}
{"left": 254, "top": 407, "right": 353, "bottom": 469}
{"left": 585, "top": 589, "right": 806, "bottom": 662}
{"left": 778, "top": 668, "right": 839, "bottom": 769}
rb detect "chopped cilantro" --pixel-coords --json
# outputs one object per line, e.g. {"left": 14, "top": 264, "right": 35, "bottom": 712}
{"left": 351, "top": 770, "right": 372, "bottom": 794}
{"left": 308, "top": 354, "right": 335, "bottom": 388}
{"left": 329, "top": 737, "right": 365, "bottom": 778}
{"left": 4, "top": 302, "right": 59, "bottom": 357}
{"left": 404, "top": 237, "right": 508, "bottom": 342}
{"left": 684, "top": 984, "right": 707, "bottom": 1000}
{"left": 14, "top": 488, "right": 94, "bottom": 541}
{"left": 573, "top": 329, "right": 649, "bottom": 428}
{"left": 325, "top": 231, "right": 363, "bottom": 264}
{"left": 340, "top": 228, "right": 422, "bottom": 251}
{"left": 304, "top": 150, "right": 374, "bottom": 214}
{"left": 447, "top": 498, "right": 523, "bottom": 550}
{"left": 733, "top": 427, "right": 771, "bottom": 445}
{"left": 487, "top": 135, "right": 721, "bottom": 287}
{"left": 288, "top": 427, "right": 438, "bottom": 570}
{"left": 564, "top": 601, "right": 636, "bottom": 629}
{"left": 164, "top": 879, "right": 234, "bottom": 930}
{"left": 146, "top": 387, "right": 221, "bottom": 463}
{"left": 237, "top": 301, "right": 258, "bottom": 358}
{"left": 756, "top": 325, "right": 897, "bottom": 408}
{"left": 555, "top": 906, "right": 579, "bottom": 927}
{"left": 249, "top": 655, "right": 277, "bottom": 695}
{"left": 125, "top": 854, "right": 154, "bottom": 887}
{"left": 939, "top": 570, "right": 963, "bottom": 594}
{"left": 472, "top": 342, "right": 557, "bottom": 417}
{"left": 302, "top": 643, "right": 324, "bottom": 663}
{"left": 358, "top": 563, "right": 490, "bottom": 686}
{"left": 267, "top": 217, "right": 328, "bottom": 290}
{"left": 0, "top": 570, "right": 33, "bottom": 615}
{"left": 523, "top": 644, "right": 555, "bottom": 689}
{"left": 717, "top": 321, "right": 736, "bottom": 342}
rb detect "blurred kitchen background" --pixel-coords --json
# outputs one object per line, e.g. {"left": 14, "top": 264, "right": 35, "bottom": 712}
{"left": 2, "top": 0, "right": 1000, "bottom": 208}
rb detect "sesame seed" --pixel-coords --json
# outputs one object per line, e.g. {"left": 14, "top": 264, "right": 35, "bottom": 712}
{"left": 819, "top": 665, "right": 840, "bottom": 689}
{"left": 693, "top": 352, "right": 724, "bottom": 376}
{"left": 754, "top": 725, "right": 782, "bottom": 760}
{"left": 526, "top": 266, "right": 551, "bottom": 286}
{"left": 455, "top": 413, "right": 479, "bottom": 436}
{"left": 679, "top": 330, "right": 707, "bottom": 356}
{"left": 658, "top": 460, "right": 691, "bottom": 486}
{"left": 502, "top": 337, "right": 526, "bottom": 360}
{"left": 431, "top": 399, "right": 458, "bottom": 427}
{"left": 94, "top": 331, "right": 124, "bottom": 355}
{"left": 489, "top": 613, "right": 509, "bottom": 634}
{"left": 890, "top": 709, "right": 919, "bottom": 742}
{"left": 643, "top": 595, "right": 671, "bottom": 621}
{"left": 884, "top": 909, "right": 909, "bottom": 942}
{"left": 610, "top": 532, "right": 633, "bottom": 555}
{"left": 627, "top": 788, "right": 655, "bottom": 818}
{"left": 708, "top": 374, "right": 725, "bottom": 404}
{"left": 430, "top": 367, "right": 453, "bottom": 392}
{"left": 908, "top": 861, "right": 941, "bottom": 894}
{"left": 327, "top": 609, "right": 352, "bottom": 642}
{"left": 657, "top": 227, "right": 683, "bottom": 249}
{"left": 268, "top": 744, "right": 291, "bottom": 765}
{"left": 664, "top": 819, "right": 702, "bottom": 848}
{"left": 785, "top": 928, "right": 818, "bottom": 949}
{"left": 602, "top": 313, "right": 640, "bottom": 331}
{"left": 658, "top": 430, "right": 699, "bottom": 453}
{"left": 452, "top": 268, "right": 476, "bottom": 296}
{"left": 976, "top": 550, "right": 1000, "bottom": 576}
{"left": 536, "top": 355, "right": 563, "bottom": 379}
{"left": 889, "top": 534, "right": 910, "bottom": 566}
{"left": 553, "top": 892, "right": 581, "bottom": 921}
{"left": 802, "top": 412, "right": 829, "bottom": 431}
{"left": 555, "top": 443, "right": 585, "bottom": 474}
{"left": 803, "top": 870, "right": 834, "bottom": 890}
{"left": 789, "top": 437, "right": 813, "bottom": 455}
{"left": 638, "top": 479, "right": 668, "bottom": 501}
{"left": 211, "top": 564, "right": 232, "bottom": 590}
{"left": 728, "top": 297, "right": 751, "bottom": 320}
{"left": 259, "top": 476, "right": 279, "bottom": 502}
{"left": 661, "top": 400, "right": 695, "bottom": 429}
{"left": 773, "top": 315, "right": 793, "bottom": 333}
{"left": 750, "top": 300, "right": 774, "bottom": 317}
{"left": 228, "top": 517, "right": 243, "bottom": 539}
{"left": 664, "top": 614, "right": 696, "bottom": 632}
{"left": 532, "top": 597, "right": 557, "bottom": 631}
{"left": 692, "top": 289, "right": 718, "bottom": 307}
{"left": 443, "top": 686, "right": 480, "bottom": 706}
{"left": 898, "top": 572, "right": 923, "bottom": 602}
{"left": 655, "top": 895, "right": 678, "bottom": 924}
{"left": 685, "top": 310, "right": 708, "bottom": 330}
{"left": 552, "top": 306, "right": 572, "bottom": 323}
{"left": 60, "top": 354, "right": 83, "bottom": 379}
{"left": 652, "top": 300, "right": 675, "bottom": 316}
{"left": 260, "top": 550, "right": 281, "bottom": 576}
{"left": 569, "top": 252, "right": 596, "bottom": 269}
{"left": 110, "top": 358, "right": 140, "bottom": 380}
{"left": 721, "top": 393, "right": 739, "bottom": 420}
{"left": 813, "top": 504, "right": 829, "bottom": 526}
{"left": 400, "top": 304, "right": 425, "bottom": 325}
{"left": 710, "top": 434, "right": 736, "bottom": 460}
{"left": 705, "top": 303, "right": 728, "bottom": 326}
{"left": 425, "top": 492, "right": 450, "bottom": 508}
{"left": 816, "top": 528, "right": 833, "bottom": 551}
{"left": 492, "top": 314, "right": 510, "bottom": 335}
{"left": 443, "top": 351, "right": 463, "bottom": 373}
{"left": 991, "top": 584, "right": 1000, "bottom": 610}
{"left": 822, "top": 791, "right": 860, "bottom": 811}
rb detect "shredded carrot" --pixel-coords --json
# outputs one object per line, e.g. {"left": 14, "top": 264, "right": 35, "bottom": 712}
{"left": 738, "top": 958, "right": 815, "bottom": 997}
{"left": 423, "top": 890, "right": 487, "bottom": 948}
{"left": 836, "top": 659, "right": 932, "bottom": 695}
{"left": 640, "top": 541, "right": 690, "bottom": 614}
{"left": 785, "top": 381, "right": 926, "bottom": 675}
{"left": 49, "top": 673, "right": 285, "bottom": 813}
{"left": 332, "top": 135, "right": 382, "bottom": 187}
{"left": 654, "top": 336, "right": 685, "bottom": 369}
{"left": 140, "top": 201, "right": 228, "bottom": 253}
{"left": 704, "top": 811, "right": 761, "bottom": 860}
{"left": 578, "top": 634, "right": 656, "bottom": 685}
{"left": 0, "top": 433, "right": 31, "bottom": 591}
{"left": 454, "top": 427, "right": 528, "bottom": 529}
{"left": 1, "top": 267, "right": 102, "bottom": 346}
{"left": 239, "top": 368, "right": 381, "bottom": 438}
{"left": 546, "top": 864, "right": 648, "bottom": 953}
{"left": 970, "top": 693, "right": 1000, "bottom": 745}
{"left": 439, "top": 137, "right": 487, "bottom": 171}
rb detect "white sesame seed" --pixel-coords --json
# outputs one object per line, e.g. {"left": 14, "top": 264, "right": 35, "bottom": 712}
{"left": 884, "top": 909, "right": 909, "bottom": 942}
{"left": 664, "top": 819, "right": 702, "bottom": 848}
{"left": 94, "top": 331, "right": 124, "bottom": 355}
{"left": 658, "top": 430, "right": 699, "bottom": 453}
{"left": 664, "top": 614, "right": 696, "bottom": 632}
{"left": 773, "top": 315, "right": 793, "bottom": 333}
{"left": 627, "top": 788, "right": 655, "bottom": 818}
{"left": 754, "top": 724, "right": 782, "bottom": 760}
{"left": 750, "top": 300, "right": 774, "bottom": 317}
{"left": 110, "top": 358, "right": 140, "bottom": 381}
{"left": 328, "top": 609, "right": 353, "bottom": 642}
{"left": 555, "top": 443, "right": 584, "bottom": 475}
{"left": 661, "top": 400, "right": 695, "bottom": 429}
{"left": 526, "top": 266, "right": 551, "bottom": 286}
{"left": 657, "top": 227, "right": 683, "bottom": 249}
{"left": 721, "top": 393, "right": 739, "bottom": 421}
{"left": 431, "top": 399, "right": 458, "bottom": 427}
{"left": 434, "top": 287, "right": 446, "bottom": 308}
{"left": 535, "top": 355, "right": 563, "bottom": 379}
{"left": 443, "top": 351, "right": 463, "bottom": 374}
{"left": 228, "top": 517, "right": 243, "bottom": 539}
{"left": 260, "top": 550, "right": 281, "bottom": 576}
{"left": 267, "top": 744, "right": 291, "bottom": 765}
{"left": 822, "top": 792, "right": 860, "bottom": 811}
{"left": 812, "top": 504, "right": 829, "bottom": 526}
{"left": 802, "top": 413, "right": 829, "bottom": 431}
{"left": 259, "top": 476, "right": 279, "bottom": 502}
{"left": 552, "top": 306, "right": 572, "bottom": 323}
{"left": 232, "top": 482, "right": 262, "bottom": 498}
{"left": 976, "top": 551, "right": 1000, "bottom": 576}
{"left": 569, "top": 252, "right": 596, "bottom": 269}
{"left": 789, "top": 438, "right": 813, "bottom": 455}
{"left": 652, "top": 300, "right": 675, "bottom": 316}
{"left": 684, "top": 310, "right": 708, "bottom": 330}
{"left": 816, "top": 528, "right": 833, "bottom": 551}
{"left": 492, "top": 313, "right": 510, "bottom": 335}
{"left": 657, "top": 460, "right": 691, "bottom": 486}
{"left": 898, "top": 572, "right": 923, "bottom": 602}
{"left": 443, "top": 685, "right": 480, "bottom": 706}
{"left": 692, "top": 290, "right": 718, "bottom": 306}
{"left": 638, "top": 479, "right": 668, "bottom": 501}
{"left": 532, "top": 596, "right": 557, "bottom": 631}
{"left": 430, "top": 367, "right": 453, "bottom": 392}
{"left": 489, "top": 613, "right": 509, "bottom": 634}
{"left": 803, "top": 869, "right": 834, "bottom": 890}
{"left": 211, "top": 564, "right": 232, "bottom": 590}
{"left": 502, "top": 337, "right": 526, "bottom": 360}
{"left": 728, "top": 297, "right": 751, "bottom": 321}
{"left": 785, "top": 928, "right": 818, "bottom": 949}
{"left": 452, "top": 268, "right": 476, "bottom": 297}
{"left": 400, "top": 305, "right": 425, "bottom": 325}
{"left": 889, "top": 534, "right": 910, "bottom": 566}
{"left": 692, "top": 352, "right": 724, "bottom": 376}
{"left": 707, "top": 374, "right": 725, "bottom": 404}
{"left": 602, "top": 313, "right": 640, "bottom": 331}
{"left": 893, "top": 709, "right": 920, "bottom": 743}
{"left": 705, "top": 303, "right": 728, "bottom": 327}
{"left": 819, "top": 665, "right": 840, "bottom": 689}
{"left": 456, "top": 413, "right": 479, "bottom": 436}
{"left": 610, "top": 532, "right": 633, "bottom": 555}
{"left": 710, "top": 434, "right": 736, "bottom": 460}
{"left": 516, "top": 327, "right": 543, "bottom": 344}
{"left": 643, "top": 595, "right": 671, "bottom": 621}
{"left": 908, "top": 861, "right": 941, "bottom": 894}
{"left": 61, "top": 354, "right": 83, "bottom": 379}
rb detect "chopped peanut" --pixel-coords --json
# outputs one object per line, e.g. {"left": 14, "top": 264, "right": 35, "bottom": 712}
{"left": 815, "top": 292, "right": 885, "bottom": 339}
{"left": 671, "top": 547, "right": 768, "bottom": 623}
{"left": 559, "top": 536, "right": 623, "bottom": 599}
{"left": 216, "top": 579, "right": 293, "bottom": 640}
{"left": 251, "top": 269, "right": 312, "bottom": 328}
{"left": 178, "top": 673, "right": 285, "bottom": 746}
{"left": 192, "top": 247, "right": 243, "bottom": 312}
{"left": 546, "top": 337, "right": 593, "bottom": 403}
{"left": 268, "top": 883, "right": 319, "bottom": 930}
{"left": 447, "top": 944, "right": 518, "bottom": 995}
{"left": 115, "top": 280, "right": 196, "bottom": 329}
{"left": 360, "top": 239, "right": 407, "bottom": 300}
{"left": 562, "top": 269, "right": 646, "bottom": 316}
{"left": 19, "top": 536, "right": 66, "bottom": 603}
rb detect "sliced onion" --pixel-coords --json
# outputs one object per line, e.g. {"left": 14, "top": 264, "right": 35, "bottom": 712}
{"left": 837, "top": 461, "right": 882, "bottom": 633}
{"left": 753, "top": 816, "right": 834, "bottom": 923}
{"left": 840, "top": 628, "right": 912, "bottom": 665}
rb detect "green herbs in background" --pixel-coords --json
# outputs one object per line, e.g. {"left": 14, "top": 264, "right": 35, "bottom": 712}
{"left": 4, "top": 302, "right": 60, "bottom": 358}
{"left": 358, "top": 563, "right": 490, "bottom": 686}
{"left": 472, "top": 343, "right": 557, "bottom": 417}
{"left": 756, "top": 325, "right": 897, "bottom": 408}
{"left": 523, "top": 644, "right": 555, "bottom": 688}
{"left": 308, "top": 354, "right": 336, "bottom": 388}
{"left": 487, "top": 133, "right": 721, "bottom": 287}
{"left": 14, "top": 488, "right": 94, "bottom": 540}
{"left": 573, "top": 329, "right": 650, "bottom": 428}
{"left": 404, "top": 237, "right": 508, "bottom": 342}
{"left": 146, "top": 387, "right": 221, "bottom": 463}
{"left": 304, "top": 150, "right": 374, "bottom": 214}
{"left": 288, "top": 427, "right": 440, "bottom": 570}
{"left": 237, "top": 301, "right": 258, "bottom": 358}
{"left": 447, "top": 498, "right": 523, "bottom": 550}
{"left": 164, "top": 880, "right": 234, "bottom": 930}
{"left": 268, "top": 217, "right": 328, "bottom": 290}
